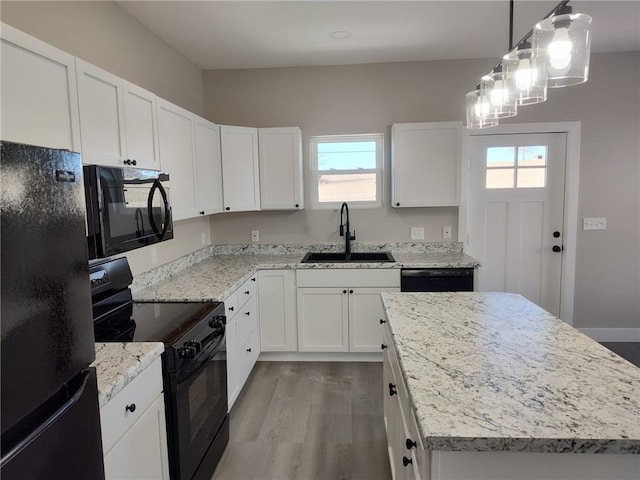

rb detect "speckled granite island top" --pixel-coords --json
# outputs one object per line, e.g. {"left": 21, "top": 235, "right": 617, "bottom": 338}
{"left": 381, "top": 292, "right": 640, "bottom": 454}
{"left": 92, "top": 342, "right": 164, "bottom": 408}
{"left": 133, "top": 252, "right": 479, "bottom": 303}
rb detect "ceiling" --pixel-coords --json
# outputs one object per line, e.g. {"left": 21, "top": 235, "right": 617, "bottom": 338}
{"left": 117, "top": 1, "right": 640, "bottom": 70}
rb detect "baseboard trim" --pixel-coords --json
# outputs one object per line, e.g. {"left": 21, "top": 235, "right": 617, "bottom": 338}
{"left": 258, "top": 351, "right": 383, "bottom": 362}
{"left": 578, "top": 328, "right": 640, "bottom": 342}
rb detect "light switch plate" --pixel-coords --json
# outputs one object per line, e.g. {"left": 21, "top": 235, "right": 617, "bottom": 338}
{"left": 251, "top": 230, "right": 260, "bottom": 242}
{"left": 411, "top": 227, "right": 424, "bottom": 240}
{"left": 583, "top": 217, "right": 607, "bottom": 230}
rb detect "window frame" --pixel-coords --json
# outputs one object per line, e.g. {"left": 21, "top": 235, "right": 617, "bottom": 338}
{"left": 309, "top": 133, "right": 384, "bottom": 209}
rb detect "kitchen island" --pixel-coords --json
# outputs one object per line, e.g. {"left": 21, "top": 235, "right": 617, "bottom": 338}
{"left": 381, "top": 292, "right": 640, "bottom": 480}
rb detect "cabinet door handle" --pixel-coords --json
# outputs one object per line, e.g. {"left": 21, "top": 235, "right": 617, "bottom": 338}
{"left": 226, "top": 207, "right": 230, "bottom": 211}
{"left": 131, "top": 160, "right": 137, "bottom": 166}
{"left": 349, "top": 289, "right": 353, "bottom": 294}
{"left": 402, "top": 456, "right": 413, "bottom": 467}
{"left": 251, "top": 278, "right": 256, "bottom": 282}
{"left": 343, "top": 290, "right": 347, "bottom": 294}
{"left": 125, "top": 403, "right": 136, "bottom": 413}
{"left": 295, "top": 204, "right": 299, "bottom": 208}
{"left": 381, "top": 343, "right": 387, "bottom": 350}
{"left": 228, "top": 306, "right": 234, "bottom": 312}
{"left": 388, "top": 383, "right": 397, "bottom": 396}
{"left": 406, "top": 438, "right": 417, "bottom": 450}
{"left": 245, "top": 311, "right": 250, "bottom": 316}
{"left": 247, "top": 348, "right": 252, "bottom": 352}
{"left": 396, "top": 202, "right": 400, "bottom": 207}
{"left": 245, "top": 290, "right": 250, "bottom": 295}
{"left": 380, "top": 319, "right": 386, "bottom": 324}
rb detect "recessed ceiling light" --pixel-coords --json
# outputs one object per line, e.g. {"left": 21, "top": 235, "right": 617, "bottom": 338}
{"left": 330, "top": 31, "right": 352, "bottom": 40}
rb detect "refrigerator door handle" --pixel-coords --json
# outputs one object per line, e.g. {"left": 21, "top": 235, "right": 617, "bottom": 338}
{"left": 147, "top": 179, "right": 171, "bottom": 241}
{"left": 0, "top": 371, "right": 91, "bottom": 468}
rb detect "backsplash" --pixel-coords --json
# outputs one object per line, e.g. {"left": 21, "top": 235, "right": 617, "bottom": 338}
{"left": 131, "top": 242, "right": 463, "bottom": 293}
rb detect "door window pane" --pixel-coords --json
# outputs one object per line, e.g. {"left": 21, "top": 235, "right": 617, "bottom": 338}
{"left": 517, "top": 168, "right": 546, "bottom": 188}
{"left": 518, "top": 146, "right": 547, "bottom": 167}
{"left": 486, "top": 169, "right": 515, "bottom": 189}
{"left": 487, "top": 147, "right": 515, "bottom": 167}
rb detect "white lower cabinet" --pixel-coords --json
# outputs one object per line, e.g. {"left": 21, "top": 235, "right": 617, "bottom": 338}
{"left": 296, "top": 269, "right": 400, "bottom": 353}
{"left": 258, "top": 270, "right": 297, "bottom": 352}
{"left": 100, "top": 357, "right": 170, "bottom": 480}
{"left": 226, "top": 275, "right": 260, "bottom": 410}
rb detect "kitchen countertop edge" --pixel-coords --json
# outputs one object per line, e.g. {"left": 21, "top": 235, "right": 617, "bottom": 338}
{"left": 93, "top": 342, "right": 165, "bottom": 408}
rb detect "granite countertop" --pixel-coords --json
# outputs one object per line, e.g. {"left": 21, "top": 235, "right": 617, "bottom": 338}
{"left": 381, "top": 292, "right": 640, "bottom": 454}
{"left": 133, "top": 251, "right": 479, "bottom": 303}
{"left": 92, "top": 342, "right": 164, "bottom": 408}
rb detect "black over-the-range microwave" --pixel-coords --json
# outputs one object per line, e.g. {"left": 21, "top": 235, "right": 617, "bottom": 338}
{"left": 84, "top": 165, "right": 173, "bottom": 260}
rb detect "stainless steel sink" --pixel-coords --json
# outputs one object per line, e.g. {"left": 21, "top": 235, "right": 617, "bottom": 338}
{"left": 301, "top": 251, "right": 395, "bottom": 263}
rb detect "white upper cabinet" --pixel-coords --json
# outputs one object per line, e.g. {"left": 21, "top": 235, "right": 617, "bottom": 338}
{"left": 76, "top": 59, "right": 127, "bottom": 167}
{"left": 157, "top": 98, "right": 198, "bottom": 221}
{"left": 122, "top": 80, "right": 160, "bottom": 170}
{"left": 193, "top": 116, "right": 224, "bottom": 216}
{"left": 391, "top": 121, "right": 463, "bottom": 207}
{"left": 1, "top": 23, "right": 81, "bottom": 151}
{"left": 258, "top": 127, "right": 304, "bottom": 210}
{"left": 220, "top": 126, "right": 260, "bottom": 212}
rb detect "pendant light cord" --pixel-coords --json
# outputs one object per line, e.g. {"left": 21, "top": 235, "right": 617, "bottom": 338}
{"left": 509, "top": 0, "right": 514, "bottom": 50}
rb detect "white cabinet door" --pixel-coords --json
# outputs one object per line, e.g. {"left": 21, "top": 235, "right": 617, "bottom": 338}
{"left": 157, "top": 98, "right": 198, "bottom": 221}
{"left": 220, "top": 125, "right": 260, "bottom": 212}
{"left": 392, "top": 122, "right": 462, "bottom": 207}
{"left": 226, "top": 313, "right": 241, "bottom": 411}
{"left": 297, "top": 288, "right": 349, "bottom": 352}
{"left": 349, "top": 287, "right": 400, "bottom": 353}
{"left": 194, "top": 116, "right": 224, "bottom": 215}
{"left": 258, "top": 127, "right": 303, "bottom": 210}
{"left": 258, "top": 270, "right": 297, "bottom": 352}
{"left": 1, "top": 23, "right": 81, "bottom": 151}
{"left": 103, "top": 394, "right": 170, "bottom": 480}
{"left": 123, "top": 80, "right": 160, "bottom": 170}
{"left": 76, "top": 59, "right": 126, "bottom": 167}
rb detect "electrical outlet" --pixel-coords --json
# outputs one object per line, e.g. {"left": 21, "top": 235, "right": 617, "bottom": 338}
{"left": 201, "top": 232, "right": 206, "bottom": 245}
{"left": 443, "top": 226, "right": 452, "bottom": 239}
{"left": 151, "top": 246, "right": 158, "bottom": 265}
{"left": 410, "top": 227, "right": 424, "bottom": 240}
{"left": 583, "top": 217, "right": 606, "bottom": 230}
{"left": 251, "top": 230, "right": 260, "bottom": 242}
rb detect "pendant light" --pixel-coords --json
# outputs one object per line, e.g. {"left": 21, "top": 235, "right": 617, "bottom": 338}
{"left": 503, "top": 41, "right": 547, "bottom": 105}
{"left": 533, "top": 5, "right": 592, "bottom": 87}
{"left": 466, "top": 88, "right": 499, "bottom": 129}
{"left": 482, "top": 68, "right": 517, "bottom": 119}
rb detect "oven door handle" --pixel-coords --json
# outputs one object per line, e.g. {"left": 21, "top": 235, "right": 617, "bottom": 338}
{"left": 147, "top": 179, "right": 171, "bottom": 241}
{"left": 176, "top": 331, "right": 226, "bottom": 381}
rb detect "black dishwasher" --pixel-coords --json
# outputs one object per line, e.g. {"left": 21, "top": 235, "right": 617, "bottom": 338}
{"left": 400, "top": 268, "right": 474, "bottom": 292}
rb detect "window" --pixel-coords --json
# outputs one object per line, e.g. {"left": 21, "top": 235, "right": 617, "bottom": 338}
{"left": 486, "top": 145, "right": 547, "bottom": 189}
{"left": 310, "top": 134, "right": 383, "bottom": 208}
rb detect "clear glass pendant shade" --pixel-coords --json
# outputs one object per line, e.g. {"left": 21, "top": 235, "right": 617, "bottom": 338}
{"left": 481, "top": 72, "right": 517, "bottom": 119}
{"left": 466, "top": 90, "right": 498, "bottom": 129}
{"left": 533, "top": 13, "right": 592, "bottom": 88}
{"left": 504, "top": 47, "right": 547, "bottom": 105}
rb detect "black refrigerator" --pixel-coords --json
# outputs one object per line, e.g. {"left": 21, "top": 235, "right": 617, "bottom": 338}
{"left": 0, "top": 141, "right": 105, "bottom": 479}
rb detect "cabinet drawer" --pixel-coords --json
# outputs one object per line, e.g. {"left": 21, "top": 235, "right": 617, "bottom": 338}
{"left": 296, "top": 268, "right": 400, "bottom": 288}
{"left": 100, "top": 357, "right": 163, "bottom": 454}
{"left": 224, "top": 288, "right": 238, "bottom": 317}
{"left": 237, "top": 294, "right": 258, "bottom": 346}
{"left": 238, "top": 275, "right": 257, "bottom": 309}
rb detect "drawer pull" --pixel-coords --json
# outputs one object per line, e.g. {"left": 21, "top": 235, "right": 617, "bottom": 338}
{"left": 381, "top": 343, "right": 387, "bottom": 350}
{"left": 247, "top": 348, "right": 252, "bottom": 352}
{"left": 388, "top": 383, "right": 397, "bottom": 396}
{"left": 406, "top": 438, "right": 417, "bottom": 450}
{"left": 402, "top": 456, "right": 413, "bottom": 467}
{"left": 245, "top": 311, "right": 250, "bottom": 316}
{"left": 379, "top": 319, "right": 386, "bottom": 324}
{"left": 244, "top": 290, "right": 250, "bottom": 295}
{"left": 228, "top": 306, "right": 234, "bottom": 312}
{"left": 125, "top": 403, "right": 136, "bottom": 413}
{"left": 251, "top": 278, "right": 256, "bottom": 282}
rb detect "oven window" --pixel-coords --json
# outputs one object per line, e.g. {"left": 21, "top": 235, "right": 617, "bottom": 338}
{"left": 189, "top": 371, "right": 210, "bottom": 441}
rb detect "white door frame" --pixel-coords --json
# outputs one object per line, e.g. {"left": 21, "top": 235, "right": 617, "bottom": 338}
{"left": 459, "top": 122, "right": 581, "bottom": 325}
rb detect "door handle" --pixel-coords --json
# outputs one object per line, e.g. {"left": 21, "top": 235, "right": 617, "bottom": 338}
{"left": 552, "top": 245, "right": 563, "bottom": 252}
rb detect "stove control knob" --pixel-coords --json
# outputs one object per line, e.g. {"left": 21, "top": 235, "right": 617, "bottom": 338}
{"left": 178, "top": 346, "right": 196, "bottom": 359}
{"left": 185, "top": 341, "right": 201, "bottom": 353}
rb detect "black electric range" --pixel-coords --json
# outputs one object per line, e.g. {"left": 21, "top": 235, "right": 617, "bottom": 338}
{"left": 90, "top": 257, "right": 229, "bottom": 480}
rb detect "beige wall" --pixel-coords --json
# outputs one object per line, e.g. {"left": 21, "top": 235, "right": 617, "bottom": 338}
{"left": 203, "top": 53, "right": 640, "bottom": 330}
{"left": 1, "top": 0, "right": 210, "bottom": 276}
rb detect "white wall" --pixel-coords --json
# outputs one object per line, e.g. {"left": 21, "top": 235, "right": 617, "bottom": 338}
{"left": 1, "top": 0, "right": 210, "bottom": 276}
{"left": 202, "top": 53, "right": 640, "bottom": 330}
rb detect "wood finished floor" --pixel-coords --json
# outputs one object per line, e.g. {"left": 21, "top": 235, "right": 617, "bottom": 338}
{"left": 601, "top": 342, "right": 640, "bottom": 367}
{"left": 211, "top": 362, "right": 391, "bottom": 480}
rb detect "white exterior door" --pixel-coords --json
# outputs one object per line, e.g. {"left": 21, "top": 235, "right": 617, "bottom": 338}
{"left": 467, "top": 133, "right": 567, "bottom": 317}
